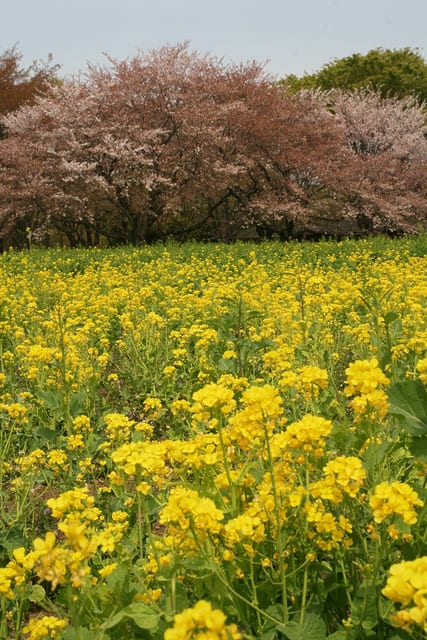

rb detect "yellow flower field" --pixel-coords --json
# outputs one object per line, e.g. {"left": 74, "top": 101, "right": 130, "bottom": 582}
{"left": 0, "top": 237, "right": 426, "bottom": 639}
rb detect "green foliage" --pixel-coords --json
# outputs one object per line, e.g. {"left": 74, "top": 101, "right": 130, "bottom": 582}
{"left": 280, "top": 613, "right": 327, "bottom": 640}
{"left": 282, "top": 48, "right": 427, "bottom": 103}
{"left": 388, "top": 380, "right": 427, "bottom": 437}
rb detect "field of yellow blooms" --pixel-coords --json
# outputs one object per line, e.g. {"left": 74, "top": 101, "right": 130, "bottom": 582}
{"left": 0, "top": 236, "right": 426, "bottom": 640}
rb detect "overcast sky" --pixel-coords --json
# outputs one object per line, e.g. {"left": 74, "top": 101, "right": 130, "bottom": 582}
{"left": 2, "top": 0, "right": 426, "bottom": 79}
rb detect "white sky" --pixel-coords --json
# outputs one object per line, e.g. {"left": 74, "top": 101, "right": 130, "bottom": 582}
{"left": 2, "top": 0, "right": 426, "bottom": 79}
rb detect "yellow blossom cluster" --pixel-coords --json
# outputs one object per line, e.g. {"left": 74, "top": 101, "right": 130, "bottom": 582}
{"left": 296, "top": 365, "right": 329, "bottom": 399}
{"left": 369, "top": 481, "right": 423, "bottom": 525}
{"left": 310, "top": 456, "right": 366, "bottom": 503}
{"left": 0, "top": 487, "right": 128, "bottom": 595}
{"left": 382, "top": 556, "right": 427, "bottom": 633}
{"left": 0, "top": 401, "right": 28, "bottom": 423}
{"left": 22, "top": 615, "right": 67, "bottom": 640}
{"left": 159, "top": 487, "right": 224, "bottom": 554}
{"left": 344, "top": 357, "right": 390, "bottom": 421}
{"left": 164, "top": 600, "right": 242, "bottom": 640}
{"left": 269, "top": 414, "right": 333, "bottom": 460}
{"left": 226, "top": 384, "right": 284, "bottom": 451}
{"left": 110, "top": 440, "right": 171, "bottom": 488}
{"left": 224, "top": 513, "right": 266, "bottom": 547}
{"left": 416, "top": 357, "right": 427, "bottom": 384}
{"left": 191, "top": 383, "right": 236, "bottom": 427}
{"left": 304, "top": 501, "right": 353, "bottom": 551}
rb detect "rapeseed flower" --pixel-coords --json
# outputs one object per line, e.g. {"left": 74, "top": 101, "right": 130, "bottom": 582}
{"left": 304, "top": 501, "right": 353, "bottom": 551}
{"left": 1, "top": 239, "right": 427, "bottom": 638}
{"left": 226, "top": 384, "right": 283, "bottom": 450}
{"left": 0, "top": 566, "right": 18, "bottom": 599}
{"left": 270, "top": 414, "right": 332, "bottom": 460}
{"left": 72, "top": 414, "right": 92, "bottom": 435}
{"left": 98, "top": 562, "right": 118, "bottom": 578}
{"left": 224, "top": 513, "right": 266, "bottom": 546}
{"left": 22, "top": 616, "right": 67, "bottom": 640}
{"left": 191, "top": 383, "right": 236, "bottom": 423}
{"left": 370, "top": 482, "right": 423, "bottom": 525}
{"left": 31, "top": 532, "right": 68, "bottom": 589}
{"left": 345, "top": 358, "right": 389, "bottom": 395}
{"left": 344, "top": 357, "right": 390, "bottom": 421}
{"left": 102, "top": 413, "right": 135, "bottom": 447}
{"left": 46, "top": 487, "right": 96, "bottom": 520}
{"left": 321, "top": 456, "right": 366, "bottom": 498}
{"left": 164, "top": 600, "right": 241, "bottom": 640}
{"left": 110, "top": 440, "right": 169, "bottom": 483}
{"left": 159, "top": 487, "right": 224, "bottom": 539}
{"left": 240, "top": 384, "right": 283, "bottom": 419}
{"left": 416, "top": 357, "right": 427, "bottom": 384}
{"left": 66, "top": 434, "right": 85, "bottom": 450}
{"left": 16, "top": 449, "right": 45, "bottom": 473}
{"left": 296, "top": 365, "right": 329, "bottom": 399}
{"left": 0, "top": 402, "right": 28, "bottom": 423}
{"left": 382, "top": 556, "right": 427, "bottom": 633}
{"left": 47, "top": 449, "right": 68, "bottom": 472}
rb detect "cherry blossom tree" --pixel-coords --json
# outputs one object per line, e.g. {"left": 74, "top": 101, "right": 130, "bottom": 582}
{"left": 327, "top": 90, "right": 427, "bottom": 235}
{"left": 331, "top": 90, "right": 426, "bottom": 160}
{"left": 0, "top": 45, "right": 349, "bottom": 245}
{"left": 0, "top": 44, "right": 425, "bottom": 247}
{"left": 0, "top": 45, "right": 59, "bottom": 138}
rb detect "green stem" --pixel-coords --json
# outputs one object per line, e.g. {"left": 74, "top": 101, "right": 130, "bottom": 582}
{"left": 1, "top": 600, "right": 7, "bottom": 640}
{"left": 170, "top": 575, "right": 176, "bottom": 614}
{"left": 263, "top": 421, "right": 289, "bottom": 624}
{"left": 299, "top": 567, "right": 309, "bottom": 625}
{"left": 338, "top": 552, "right": 353, "bottom": 610}
{"left": 55, "top": 306, "right": 71, "bottom": 433}
{"left": 0, "top": 422, "right": 15, "bottom": 516}
{"left": 188, "top": 521, "right": 284, "bottom": 631}
{"left": 249, "top": 556, "right": 262, "bottom": 630}
{"left": 217, "top": 422, "right": 237, "bottom": 515}
{"left": 299, "top": 466, "right": 311, "bottom": 624}
{"left": 212, "top": 562, "right": 283, "bottom": 628}
{"left": 136, "top": 489, "right": 145, "bottom": 558}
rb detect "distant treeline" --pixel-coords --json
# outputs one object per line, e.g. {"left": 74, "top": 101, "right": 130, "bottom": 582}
{"left": 0, "top": 45, "right": 426, "bottom": 247}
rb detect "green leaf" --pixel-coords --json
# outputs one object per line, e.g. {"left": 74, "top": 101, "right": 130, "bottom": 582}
{"left": 62, "top": 628, "right": 94, "bottom": 640}
{"left": 1, "top": 535, "right": 26, "bottom": 552}
{"left": 218, "top": 358, "right": 235, "bottom": 372}
{"left": 279, "top": 613, "right": 327, "bottom": 640}
{"left": 388, "top": 380, "right": 427, "bottom": 436}
{"left": 409, "top": 435, "right": 427, "bottom": 461}
{"left": 361, "top": 439, "right": 392, "bottom": 470}
{"left": 99, "top": 610, "right": 126, "bottom": 630}
{"left": 123, "top": 602, "right": 160, "bottom": 630}
{"left": 69, "top": 391, "right": 86, "bottom": 416}
{"left": 100, "top": 602, "right": 159, "bottom": 632}
{"left": 28, "top": 584, "right": 46, "bottom": 603}
{"left": 351, "top": 584, "right": 378, "bottom": 631}
{"left": 261, "top": 630, "right": 278, "bottom": 640}
{"left": 34, "top": 425, "right": 58, "bottom": 441}
{"left": 384, "top": 311, "right": 399, "bottom": 325}
{"left": 38, "top": 389, "right": 62, "bottom": 411}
